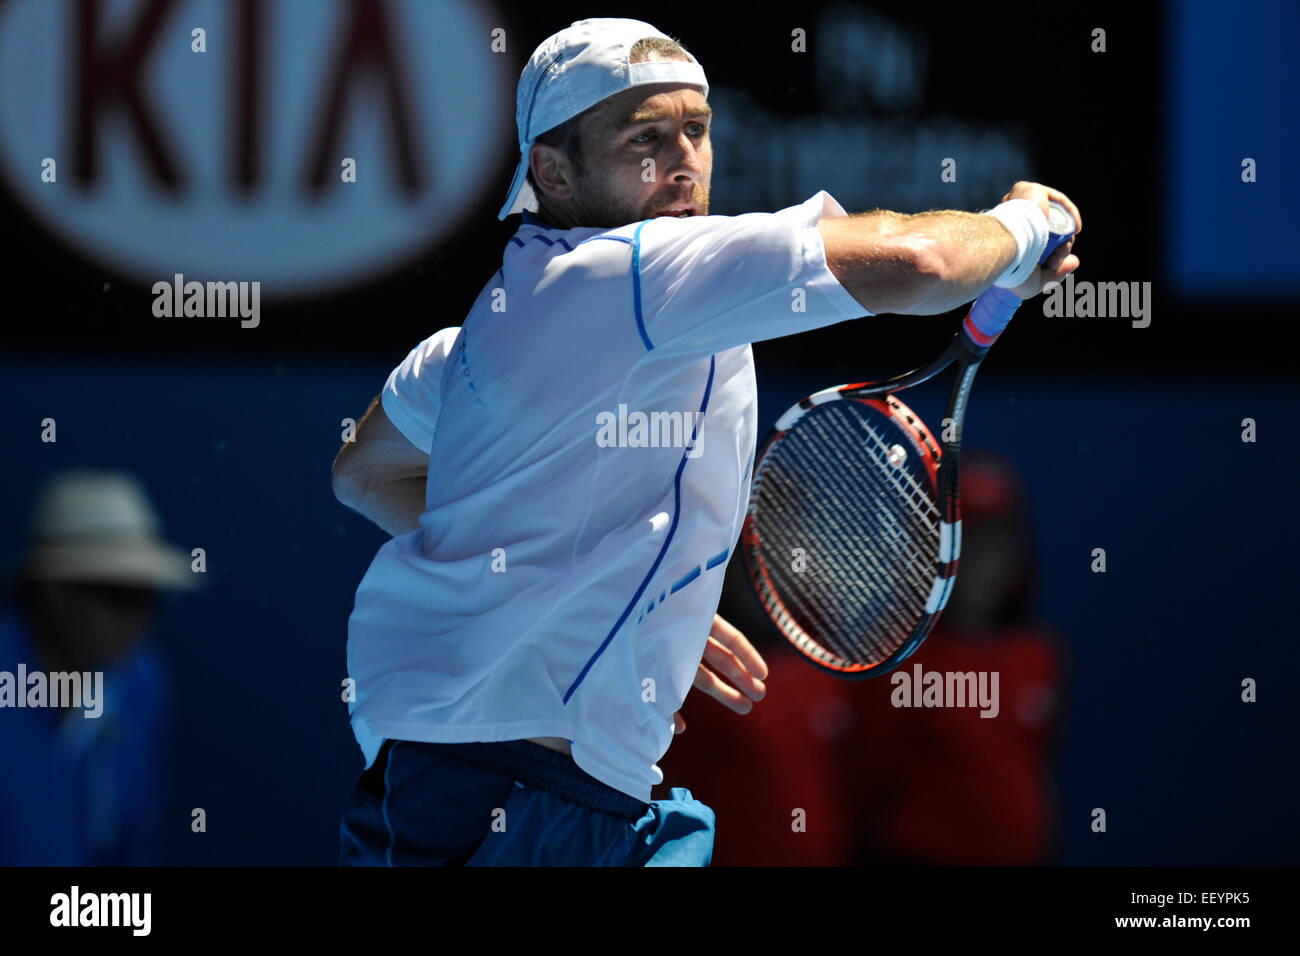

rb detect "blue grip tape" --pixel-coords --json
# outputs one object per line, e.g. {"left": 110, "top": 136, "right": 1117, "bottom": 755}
{"left": 966, "top": 285, "right": 1023, "bottom": 342}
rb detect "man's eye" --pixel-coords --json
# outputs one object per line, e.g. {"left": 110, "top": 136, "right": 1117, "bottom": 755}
{"left": 630, "top": 124, "right": 706, "bottom": 145}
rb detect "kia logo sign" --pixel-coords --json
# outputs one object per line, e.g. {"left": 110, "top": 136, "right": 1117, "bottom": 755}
{"left": 0, "top": 0, "right": 511, "bottom": 296}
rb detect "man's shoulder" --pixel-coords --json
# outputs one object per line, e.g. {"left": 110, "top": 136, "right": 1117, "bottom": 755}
{"left": 501, "top": 222, "right": 645, "bottom": 290}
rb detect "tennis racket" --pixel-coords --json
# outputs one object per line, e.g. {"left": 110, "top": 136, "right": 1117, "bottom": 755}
{"left": 741, "top": 200, "right": 1075, "bottom": 678}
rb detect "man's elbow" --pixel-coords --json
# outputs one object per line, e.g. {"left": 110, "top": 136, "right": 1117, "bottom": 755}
{"left": 909, "top": 241, "right": 950, "bottom": 287}
{"left": 331, "top": 459, "right": 364, "bottom": 510}
{"left": 846, "top": 242, "right": 951, "bottom": 315}
{"left": 903, "top": 244, "right": 961, "bottom": 314}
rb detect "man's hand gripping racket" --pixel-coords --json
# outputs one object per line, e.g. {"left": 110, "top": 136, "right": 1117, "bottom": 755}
{"left": 741, "top": 187, "right": 1079, "bottom": 678}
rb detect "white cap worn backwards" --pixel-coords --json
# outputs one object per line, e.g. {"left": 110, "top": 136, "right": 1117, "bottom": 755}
{"left": 497, "top": 18, "right": 709, "bottom": 220}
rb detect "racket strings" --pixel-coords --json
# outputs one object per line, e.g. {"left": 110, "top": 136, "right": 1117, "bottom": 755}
{"left": 754, "top": 469, "right": 932, "bottom": 665}
{"left": 781, "top": 453, "right": 931, "bottom": 632}
{"left": 769, "top": 404, "right": 940, "bottom": 581}
{"left": 793, "top": 441, "right": 933, "bottom": 654}
{"left": 749, "top": 401, "right": 942, "bottom": 668}
{"left": 849, "top": 404, "right": 939, "bottom": 521}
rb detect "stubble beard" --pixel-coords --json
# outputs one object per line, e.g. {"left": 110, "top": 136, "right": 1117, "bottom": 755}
{"left": 569, "top": 168, "right": 710, "bottom": 229}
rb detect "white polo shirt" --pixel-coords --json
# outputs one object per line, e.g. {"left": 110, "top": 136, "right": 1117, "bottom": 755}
{"left": 345, "top": 191, "right": 867, "bottom": 801}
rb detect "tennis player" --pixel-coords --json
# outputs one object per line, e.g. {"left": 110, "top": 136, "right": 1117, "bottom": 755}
{"left": 332, "top": 17, "right": 1081, "bottom": 866}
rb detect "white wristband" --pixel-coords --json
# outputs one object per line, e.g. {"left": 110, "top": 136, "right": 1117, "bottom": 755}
{"left": 985, "top": 199, "right": 1050, "bottom": 289}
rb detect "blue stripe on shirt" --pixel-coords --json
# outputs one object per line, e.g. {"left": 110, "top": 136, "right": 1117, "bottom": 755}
{"left": 630, "top": 220, "right": 653, "bottom": 350}
{"left": 670, "top": 566, "right": 701, "bottom": 593}
{"left": 562, "top": 355, "right": 717, "bottom": 705}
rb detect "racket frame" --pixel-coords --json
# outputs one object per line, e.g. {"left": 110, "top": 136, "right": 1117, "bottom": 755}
{"left": 742, "top": 331, "right": 992, "bottom": 679}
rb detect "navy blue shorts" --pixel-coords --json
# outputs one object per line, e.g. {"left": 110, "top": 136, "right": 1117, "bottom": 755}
{"left": 338, "top": 738, "right": 715, "bottom": 866}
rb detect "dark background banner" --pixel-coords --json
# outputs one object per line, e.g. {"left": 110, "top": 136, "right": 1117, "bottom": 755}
{"left": 2, "top": 0, "right": 1295, "bottom": 369}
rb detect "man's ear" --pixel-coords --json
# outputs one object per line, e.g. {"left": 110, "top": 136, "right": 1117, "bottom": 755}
{"left": 529, "top": 144, "right": 576, "bottom": 202}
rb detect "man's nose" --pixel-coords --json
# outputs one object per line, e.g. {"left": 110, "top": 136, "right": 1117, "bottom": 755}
{"left": 663, "top": 132, "right": 704, "bottom": 181}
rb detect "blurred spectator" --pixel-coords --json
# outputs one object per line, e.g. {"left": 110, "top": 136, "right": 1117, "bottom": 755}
{"left": 657, "top": 450, "right": 1068, "bottom": 865}
{"left": 656, "top": 625, "right": 859, "bottom": 865}
{"left": 0, "top": 471, "right": 195, "bottom": 865}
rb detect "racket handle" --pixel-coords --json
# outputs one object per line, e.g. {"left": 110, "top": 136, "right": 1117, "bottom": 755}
{"left": 962, "top": 199, "right": 1076, "bottom": 348}
{"left": 962, "top": 285, "right": 1023, "bottom": 348}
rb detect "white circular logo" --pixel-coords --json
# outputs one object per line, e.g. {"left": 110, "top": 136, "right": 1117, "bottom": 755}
{"left": 0, "top": 0, "right": 511, "bottom": 296}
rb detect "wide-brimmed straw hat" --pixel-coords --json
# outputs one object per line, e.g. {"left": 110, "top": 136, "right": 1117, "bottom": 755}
{"left": 21, "top": 470, "right": 198, "bottom": 590}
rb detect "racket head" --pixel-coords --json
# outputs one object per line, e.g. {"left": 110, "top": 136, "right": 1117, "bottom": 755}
{"left": 742, "top": 386, "right": 959, "bottom": 678}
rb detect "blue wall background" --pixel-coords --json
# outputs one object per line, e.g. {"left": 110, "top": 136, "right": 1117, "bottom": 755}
{"left": 1164, "top": 0, "right": 1300, "bottom": 301}
{"left": 1, "top": 353, "right": 1294, "bottom": 865}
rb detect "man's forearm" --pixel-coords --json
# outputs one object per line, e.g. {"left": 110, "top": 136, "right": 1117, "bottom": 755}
{"left": 821, "top": 209, "right": 1017, "bottom": 315}
{"left": 331, "top": 395, "right": 431, "bottom": 537}
{"left": 340, "top": 475, "right": 426, "bottom": 537}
